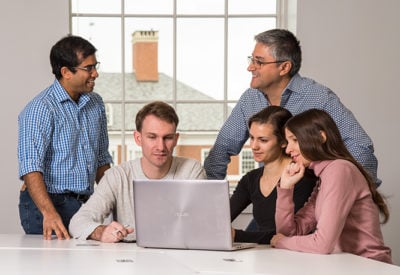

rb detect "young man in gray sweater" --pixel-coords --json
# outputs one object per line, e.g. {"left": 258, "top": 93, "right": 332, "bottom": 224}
{"left": 69, "top": 101, "right": 206, "bottom": 242}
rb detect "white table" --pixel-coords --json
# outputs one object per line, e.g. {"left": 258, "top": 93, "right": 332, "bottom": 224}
{"left": 0, "top": 234, "right": 398, "bottom": 275}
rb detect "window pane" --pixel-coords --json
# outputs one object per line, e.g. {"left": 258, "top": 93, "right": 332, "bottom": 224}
{"left": 124, "top": 18, "right": 174, "bottom": 101}
{"left": 96, "top": 73, "right": 123, "bottom": 101}
{"left": 107, "top": 103, "right": 123, "bottom": 164}
{"left": 70, "top": 0, "right": 282, "bottom": 170}
{"left": 177, "top": 18, "right": 224, "bottom": 100}
{"left": 176, "top": 103, "right": 225, "bottom": 131}
{"left": 227, "top": 18, "right": 276, "bottom": 100}
{"left": 124, "top": 103, "right": 147, "bottom": 130}
{"left": 124, "top": 72, "right": 174, "bottom": 101}
{"left": 125, "top": 0, "right": 173, "bottom": 14}
{"left": 229, "top": 0, "right": 276, "bottom": 14}
{"left": 72, "top": 17, "right": 123, "bottom": 99}
{"left": 72, "top": 18, "right": 122, "bottom": 73}
{"left": 106, "top": 103, "right": 123, "bottom": 131}
{"left": 71, "top": 0, "right": 121, "bottom": 14}
{"left": 125, "top": 18, "right": 173, "bottom": 74}
{"left": 241, "top": 149, "right": 257, "bottom": 174}
{"left": 177, "top": 0, "right": 224, "bottom": 14}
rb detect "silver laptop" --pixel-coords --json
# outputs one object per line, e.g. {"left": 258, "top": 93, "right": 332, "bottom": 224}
{"left": 133, "top": 179, "right": 257, "bottom": 251}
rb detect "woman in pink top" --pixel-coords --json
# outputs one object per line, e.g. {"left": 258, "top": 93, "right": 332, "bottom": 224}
{"left": 270, "top": 109, "right": 392, "bottom": 264}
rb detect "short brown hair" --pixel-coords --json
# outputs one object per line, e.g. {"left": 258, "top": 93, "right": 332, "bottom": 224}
{"left": 135, "top": 101, "right": 179, "bottom": 132}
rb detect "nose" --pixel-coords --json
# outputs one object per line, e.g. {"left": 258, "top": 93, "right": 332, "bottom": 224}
{"left": 285, "top": 143, "right": 292, "bottom": 155}
{"left": 155, "top": 138, "right": 166, "bottom": 150}
{"left": 251, "top": 139, "right": 259, "bottom": 150}
{"left": 91, "top": 68, "right": 99, "bottom": 78}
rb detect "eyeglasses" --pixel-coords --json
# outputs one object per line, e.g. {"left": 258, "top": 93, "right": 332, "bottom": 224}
{"left": 247, "top": 56, "right": 286, "bottom": 68}
{"left": 72, "top": 62, "right": 100, "bottom": 73}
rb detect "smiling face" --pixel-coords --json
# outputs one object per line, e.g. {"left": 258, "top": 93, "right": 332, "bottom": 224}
{"left": 60, "top": 54, "right": 99, "bottom": 101}
{"left": 249, "top": 122, "right": 285, "bottom": 165}
{"left": 134, "top": 114, "right": 179, "bottom": 174}
{"left": 284, "top": 128, "right": 311, "bottom": 167}
{"left": 247, "top": 42, "right": 291, "bottom": 96}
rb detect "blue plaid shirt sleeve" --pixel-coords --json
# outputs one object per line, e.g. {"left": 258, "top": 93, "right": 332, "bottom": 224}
{"left": 93, "top": 94, "right": 113, "bottom": 168}
{"left": 205, "top": 74, "right": 380, "bottom": 186}
{"left": 204, "top": 89, "right": 268, "bottom": 179}
{"left": 18, "top": 98, "right": 53, "bottom": 177}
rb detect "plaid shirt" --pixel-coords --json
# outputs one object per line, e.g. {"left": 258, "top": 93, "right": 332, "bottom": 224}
{"left": 18, "top": 79, "right": 112, "bottom": 194}
{"left": 204, "top": 74, "right": 380, "bottom": 186}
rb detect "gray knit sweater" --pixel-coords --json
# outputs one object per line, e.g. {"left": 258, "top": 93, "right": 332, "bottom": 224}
{"left": 69, "top": 157, "right": 206, "bottom": 240}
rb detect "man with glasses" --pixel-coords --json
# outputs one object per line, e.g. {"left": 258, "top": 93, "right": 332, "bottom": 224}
{"left": 18, "top": 35, "right": 112, "bottom": 240}
{"left": 205, "top": 28, "right": 380, "bottom": 189}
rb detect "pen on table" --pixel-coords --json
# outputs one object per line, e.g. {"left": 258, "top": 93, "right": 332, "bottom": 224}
{"left": 112, "top": 224, "right": 130, "bottom": 237}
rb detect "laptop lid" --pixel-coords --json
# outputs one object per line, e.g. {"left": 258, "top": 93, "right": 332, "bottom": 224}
{"left": 133, "top": 179, "right": 256, "bottom": 251}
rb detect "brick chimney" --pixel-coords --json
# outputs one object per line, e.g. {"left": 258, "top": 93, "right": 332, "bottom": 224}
{"left": 132, "top": 30, "right": 159, "bottom": 82}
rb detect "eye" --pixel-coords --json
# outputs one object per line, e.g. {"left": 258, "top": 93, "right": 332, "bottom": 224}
{"left": 164, "top": 135, "right": 175, "bottom": 140}
{"left": 85, "top": 65, "right": 95, "bottom": 70}
{"left": 255, "top": 59, "right": 263, "bottom": 66}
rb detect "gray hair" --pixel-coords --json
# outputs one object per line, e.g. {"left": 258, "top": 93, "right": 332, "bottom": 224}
{"left": 255, "top": 29, "right": 301, "bottom": 76}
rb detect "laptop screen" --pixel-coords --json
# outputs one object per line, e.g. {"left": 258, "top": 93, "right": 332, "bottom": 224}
{"left": 133, "top": 179, "right": 235, "bottom": 250}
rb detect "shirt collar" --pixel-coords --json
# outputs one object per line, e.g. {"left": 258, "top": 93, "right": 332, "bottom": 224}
{"left": 308, "top": 160, "right": 334, "bottom": 177}
{"left": 53, "top": 79, "right": 91, "bottom": 106}
{"left": 253, "top": 73, "right": 302, "bottom": 105}
{"left": 283, "top": 73, "right": 301, "bottom": 95}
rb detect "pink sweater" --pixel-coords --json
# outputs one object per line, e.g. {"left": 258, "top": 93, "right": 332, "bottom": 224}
{"left": 275, "top": 159, "right": 392, "bottom": 264}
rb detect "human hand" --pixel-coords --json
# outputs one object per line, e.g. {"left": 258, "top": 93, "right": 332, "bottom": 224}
{"left": 42, "top": 212, "right": 70, "bottom": 240}
{"left": 100, "top": 221, "right": 134, "bottom": 243}
{"left": 279, "top": 162, "right": 305, "bottom": 189}
{"left": 270, "top": 233, "right": 286, "bottom": 247}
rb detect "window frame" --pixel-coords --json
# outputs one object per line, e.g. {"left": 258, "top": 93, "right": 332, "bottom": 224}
{"left": 69, "top": 0, "right": 291, "bottom": 168}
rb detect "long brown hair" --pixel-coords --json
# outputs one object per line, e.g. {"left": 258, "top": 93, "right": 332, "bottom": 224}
{"left": 285, "top": 109, "right": 389, "bottom": 223}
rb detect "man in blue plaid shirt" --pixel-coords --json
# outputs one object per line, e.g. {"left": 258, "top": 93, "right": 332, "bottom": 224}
{"left": 18, "top": 35, "right": 113, "bottom": 240}
{"left": 205, "top": 29, "right": 380, "bottom": 188}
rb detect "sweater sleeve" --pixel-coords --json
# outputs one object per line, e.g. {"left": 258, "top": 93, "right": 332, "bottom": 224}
{"left": 69, "top": 169, "right": 119, "bottom": 240}
{"left": 204, "top": 103, "right": 250, "bottom": 179}
{"left": 234, "top": 229, "right": 275, "bottom": 244}
{"left": 275, "top": 185, "right": 318, "bottom": 237}
{"left": 275, "top": 162, "right": 359, "bottom": 254}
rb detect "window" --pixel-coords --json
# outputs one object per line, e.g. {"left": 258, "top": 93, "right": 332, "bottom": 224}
{"left": 70, "top": 0, "right": 288, "bottom": 179}
{"left": 240, "top": 149, "right": 258, "bottom": 175}
{"left": 201, "top": 148, "right": 210, "bottom": 166}
{"left": 105, "top": 103, "right": 113, "bottom": 126}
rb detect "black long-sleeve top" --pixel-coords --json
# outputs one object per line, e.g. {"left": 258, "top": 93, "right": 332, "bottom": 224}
{"left": 230, "top": 167, "right": 316, "bottom": 244}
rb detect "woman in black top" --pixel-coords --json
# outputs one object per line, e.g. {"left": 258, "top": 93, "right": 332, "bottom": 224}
{"left": 230, "top": 106, "right": 316, "bottom": 244}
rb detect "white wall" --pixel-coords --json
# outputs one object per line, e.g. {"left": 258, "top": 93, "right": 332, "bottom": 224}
{"left": 297, "top": 0, "right": 400, "bottom": 265}
{"left": 1, "top": 0, "right": 399, "bottom": 266}
{"left": 0, "top": 0, "right": 69, "bottom": 233}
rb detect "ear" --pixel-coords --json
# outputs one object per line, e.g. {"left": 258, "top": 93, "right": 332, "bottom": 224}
{"left": 279, "top": 61, "right": 292, "bottom": 76}
{"left": 134, "top": 131, "right": 142, "bottom": 146}
{"left": 60, "top": 66, "right": 73, "bottom": 80}
{"left": 173, "top": 132, "right": 180, "bottom": 146}
{"left": 320, "top": 130, "right": 327, "bottom": 143}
